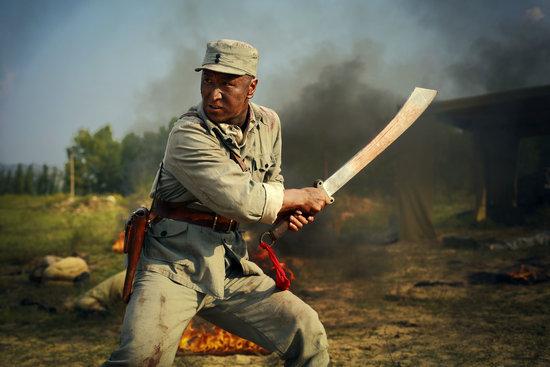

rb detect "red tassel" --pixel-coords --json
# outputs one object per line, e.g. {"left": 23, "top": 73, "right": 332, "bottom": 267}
{"left": 259, "top": 241, "right": 291, "bottom": 290}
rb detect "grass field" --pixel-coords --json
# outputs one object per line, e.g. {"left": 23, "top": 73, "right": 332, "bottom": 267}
{"left": 0, "top": 194, "right": 549, "bottom": 366}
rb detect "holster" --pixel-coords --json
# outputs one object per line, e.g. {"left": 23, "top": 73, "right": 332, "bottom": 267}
{"left": 122, "top": 207, "right": 150, "bottom": 304}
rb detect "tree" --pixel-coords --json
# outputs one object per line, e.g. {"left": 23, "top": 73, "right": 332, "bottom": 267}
{"left": 3, "top": 170, "right": 13, "bottom": 194}
{"left": 23, "top": 165, "right": 35, "bottom": 194}
{"left": 36, "top": 164, "right": 50, "bottom": 195}
{"left": 49, "top": 167, "right": 61, "bottom": 194}
{"left": 0, "top": 168, "right": 5, "bottom": 194}
{"left": 14, "top": 164, "right": 24, "bottom": 194}
{"left": 66, "top": 125, "right": 122, "bottom": 194}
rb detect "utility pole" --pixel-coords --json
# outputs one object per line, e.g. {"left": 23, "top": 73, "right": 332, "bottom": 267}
{"left": 69, "top": 148, "right": 75, "bottom": 197}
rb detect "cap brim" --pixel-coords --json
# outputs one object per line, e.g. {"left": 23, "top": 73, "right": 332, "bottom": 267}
{"left": 195, "top": 64, "right": 248, "bottom": 76}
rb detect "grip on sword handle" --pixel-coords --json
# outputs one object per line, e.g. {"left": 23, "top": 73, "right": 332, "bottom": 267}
{"left": 269, "top": 217, "right": 290, "bottom": 242}
{"left": 263, "top": 179, "right": 335, "bottom": 245}
{"left": 314, "top": 179, "right": 335, "bottom": 204}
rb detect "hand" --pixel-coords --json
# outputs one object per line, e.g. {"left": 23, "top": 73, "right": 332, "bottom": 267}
{"left": 281, "top": 187, "right": 331, "bottom": 215}
{"left": 288, "top": 210, "right": 315, "bottom": 232}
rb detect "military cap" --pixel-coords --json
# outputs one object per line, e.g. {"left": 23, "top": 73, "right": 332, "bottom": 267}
{"left": 195, "top": 39, "right": 259, "bottom": 77}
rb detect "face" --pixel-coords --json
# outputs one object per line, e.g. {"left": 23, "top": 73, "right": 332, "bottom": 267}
{"left": 201, "top": 69, "right": 258, "bottom": 125}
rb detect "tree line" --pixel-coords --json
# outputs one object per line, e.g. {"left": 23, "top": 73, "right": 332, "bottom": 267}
{"left": 64, "top": 118, "right": 176, "bottom": 196}
{"left": 0, "top": 164, "right": 63, "bottom": 195}
{"left": 1, "top": 117, "right": 176, "bottom": 197}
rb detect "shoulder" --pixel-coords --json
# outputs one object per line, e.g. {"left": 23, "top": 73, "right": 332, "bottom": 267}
{"left": 252, "top": 103, "right": 281, "bottom": 131}
{"left": 167, "top": 106, "right": 218, "bottom": 147}
{"left": 172, "top": 106, "right": 205, "bottom": 131}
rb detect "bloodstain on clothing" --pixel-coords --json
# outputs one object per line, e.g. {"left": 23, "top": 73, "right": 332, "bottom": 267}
{"left": 142, "top": 344, "right": 162, "bottom": 367}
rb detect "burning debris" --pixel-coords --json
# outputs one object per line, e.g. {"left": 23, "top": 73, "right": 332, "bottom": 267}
{"left": 111, "top": 231, "right": 125, "bottom": 253}
{"left": 469, "top": 262, "right": 550, "bottom": 285}
{"left": 179, "top": 318, "right": 269, "bottom": 356}
{"left": 442, "top": 232, "right": 550, "bottom": 251}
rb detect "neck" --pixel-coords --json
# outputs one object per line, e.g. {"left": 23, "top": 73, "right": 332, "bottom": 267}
{"left": 226, "top": 105, "right": 250, "bottom": 128}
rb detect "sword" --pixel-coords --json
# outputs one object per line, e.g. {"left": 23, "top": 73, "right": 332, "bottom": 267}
{"left": 261, "top": 87, "right": 438, "bottom": 245}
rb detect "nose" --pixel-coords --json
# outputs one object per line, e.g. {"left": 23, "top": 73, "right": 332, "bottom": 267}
{"left": 211, "top": 87, "right": 222, "bottom": 101}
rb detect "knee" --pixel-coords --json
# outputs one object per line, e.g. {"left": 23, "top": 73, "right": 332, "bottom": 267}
{"left": 283, "top": 303, "right": 329, "bottom": 365}
{"left": 295, "top": 306, "right": 327, "bottom": 348}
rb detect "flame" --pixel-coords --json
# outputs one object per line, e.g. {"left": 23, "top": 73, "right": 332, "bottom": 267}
{"left": 179, "top": 319, "right": 269, "bottom": 355}
{"left": 112, "top": 231, "right": 125, "bottom": 253}
{"left": 507, "top": 264, "right": 538, "bottom": 282}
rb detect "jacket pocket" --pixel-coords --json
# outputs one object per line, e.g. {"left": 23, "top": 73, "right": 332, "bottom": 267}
{"left": 149, "top": 218, "right": 189, "bottom": 238}
{"left": 145, "top": 218, "right": 191, "bottom": 263}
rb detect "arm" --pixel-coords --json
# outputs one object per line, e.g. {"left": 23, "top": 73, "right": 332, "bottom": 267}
{"left": 262, "top": 109, "right": 329, "bottom": 231}
{"left": 163, "top": 120, "right": 283, "bottom": 224}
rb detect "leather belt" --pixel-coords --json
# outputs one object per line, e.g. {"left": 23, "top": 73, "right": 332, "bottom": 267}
{"left": 152, "top": 199, "right": 239, "bottom": 233}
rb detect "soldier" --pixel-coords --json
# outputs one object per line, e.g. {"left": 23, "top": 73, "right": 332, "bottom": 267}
{"left": 103, "top": 39, "right": 331, "bottom": 366}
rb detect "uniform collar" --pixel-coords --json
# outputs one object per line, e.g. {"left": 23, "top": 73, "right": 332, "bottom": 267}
{"left": 196, "top": 101, "right": 267, "bottom": 133}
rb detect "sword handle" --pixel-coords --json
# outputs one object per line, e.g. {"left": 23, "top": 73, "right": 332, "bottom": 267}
{"left": 260, "top": 179, "right": 334, "bottom": 246}
{"left": 313, "top": 180, "right": 335, "bottom": 204}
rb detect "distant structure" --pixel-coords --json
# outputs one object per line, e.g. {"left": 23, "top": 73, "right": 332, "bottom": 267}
{"left": 431, "top": 85, "right": 550, "bottom": 224}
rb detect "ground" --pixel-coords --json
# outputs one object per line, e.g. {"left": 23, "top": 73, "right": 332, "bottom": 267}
{"left": 0, "top": 195, "right": 549, "bottom": 366}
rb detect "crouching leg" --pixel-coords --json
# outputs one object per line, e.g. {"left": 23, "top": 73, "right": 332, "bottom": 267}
{"left": 102, "top": 270, "right": 202, "bottom": 367}
{"left": 198, "top": 274, "right": 329, "bottom": 367}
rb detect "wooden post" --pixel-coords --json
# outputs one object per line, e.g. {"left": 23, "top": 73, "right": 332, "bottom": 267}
{"left": 69, "top": 149, "right": 75, "bottom": 197}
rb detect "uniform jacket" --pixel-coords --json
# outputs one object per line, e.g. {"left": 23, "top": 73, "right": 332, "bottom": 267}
{"left": 140, "top": 102, "right": 284, "bottom": 299}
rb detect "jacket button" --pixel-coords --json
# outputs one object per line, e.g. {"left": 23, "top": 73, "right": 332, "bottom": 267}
{"left": 160, "top": 230, "right": 167, "bottom": 237}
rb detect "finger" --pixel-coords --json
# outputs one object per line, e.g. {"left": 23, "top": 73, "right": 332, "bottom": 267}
{"left": 290, "top": 215, "right": 303, "bottom": 229}
{"left": 289, "top": 222, "right": 299, "bottom": 231}
{"left": 297, "top": 215, "right": 308, "bottom": 225}
{"left": 307, "top": 216, "right": 315, "bottom": 222}
{"left": 295, "top": 210, "right": 302, "bottom": 216}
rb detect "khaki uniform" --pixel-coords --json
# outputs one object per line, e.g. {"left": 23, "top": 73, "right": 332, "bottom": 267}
{"left": 75, "top": 270, "right": 125, "bottom": 312}
{"left": 103, "top": 103, "right": 329, "bottom": 366}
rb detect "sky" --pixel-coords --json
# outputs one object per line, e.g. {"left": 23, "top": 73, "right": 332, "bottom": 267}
{"left": 1, "top": 0, "right": 548, "bottom": 166}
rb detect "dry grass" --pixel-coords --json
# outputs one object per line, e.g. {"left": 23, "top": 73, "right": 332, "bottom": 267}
{"left": 0, "top": 195, "right": 549, "bottom": 366}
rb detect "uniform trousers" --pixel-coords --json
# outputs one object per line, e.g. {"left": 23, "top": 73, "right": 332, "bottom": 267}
{"left": 103, "top": 268, "right": 329, "bottom": 367}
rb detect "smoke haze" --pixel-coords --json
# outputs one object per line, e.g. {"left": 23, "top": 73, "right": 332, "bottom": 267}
{"left": 1, "top": 1, "right": 549, "bottom": 166}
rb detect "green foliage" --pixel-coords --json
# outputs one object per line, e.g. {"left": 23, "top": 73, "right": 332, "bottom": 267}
{"left": 14, "top": 163, "right": 24, "bottom": 194}
{"left": 0, "top": 164, "right": 62, "bottom": 195}
{"left": 119, "top": 122, "right": 171, "bottom": 195}
{"left": 36, "top": 165, "right": 50, "bottom": 195}
{"left": 66, "top": 125, "right": 123, "bottom": 194}
{"left": 64, "top": 118, "right": 174, "bottom": 196}
{"left": 23, "top": 165, "right": 34, "bottom": 195}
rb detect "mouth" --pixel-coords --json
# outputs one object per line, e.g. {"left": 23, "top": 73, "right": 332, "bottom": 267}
{"left": 207, "top": 104, "right": 223, "bottom": 111}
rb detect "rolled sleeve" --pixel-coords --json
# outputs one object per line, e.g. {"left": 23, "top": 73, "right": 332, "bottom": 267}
{"left": 260, "top": 182, "right": 284, "bottom": 224}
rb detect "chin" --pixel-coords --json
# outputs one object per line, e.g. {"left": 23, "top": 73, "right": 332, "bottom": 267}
{"left": 205, "top": 109, "right": 227, "bottom": 122}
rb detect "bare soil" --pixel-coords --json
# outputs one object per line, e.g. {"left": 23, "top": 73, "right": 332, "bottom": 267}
{"left": 2, "top": 233, "right": 549, "bottom": 366}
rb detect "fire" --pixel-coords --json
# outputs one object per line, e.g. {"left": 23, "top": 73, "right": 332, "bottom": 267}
{"left": 507, "top": 264, "right": 539, "bottom": 282}
{"left": 112, "top": 231, "right": 125, "bottom": 253}
{"left": 179, "top": 318, "right": 269, "bottom": 355}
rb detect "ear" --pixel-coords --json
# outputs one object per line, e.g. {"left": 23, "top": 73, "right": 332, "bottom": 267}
{"left": 246, "top": 78, "right": 258, "bottom": 99}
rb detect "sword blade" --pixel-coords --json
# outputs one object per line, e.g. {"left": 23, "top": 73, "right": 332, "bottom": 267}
{"left": 323, "top": 87, "right": 437, "bottom": 196}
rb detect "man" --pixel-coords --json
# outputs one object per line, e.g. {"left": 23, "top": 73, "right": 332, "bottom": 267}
{"left": 104, "top": 39, "right": 330, "bottom": 366}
